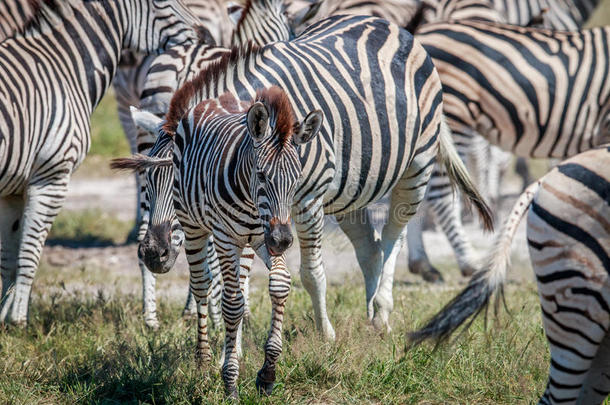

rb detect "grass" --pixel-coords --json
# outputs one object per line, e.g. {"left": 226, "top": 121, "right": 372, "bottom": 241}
{"left": 0, "top": 276, "right": 553, "bottom": 404}
{"left": 90, "top": 91, "right": 130, "bottom": 158}
{"left": 48, "top": 209, "right": 134, "bottom": 246}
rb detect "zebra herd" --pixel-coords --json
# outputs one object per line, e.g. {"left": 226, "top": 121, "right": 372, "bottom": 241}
{"left": 0, "top": 0, "right": 608, "bottom": 402}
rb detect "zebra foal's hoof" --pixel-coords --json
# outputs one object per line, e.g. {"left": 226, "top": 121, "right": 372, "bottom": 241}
{"left": 256, "top": 370, "right": 275, "bottom": 396}
{"left": 422, "top": 268, "right": 444, "bottom": 283}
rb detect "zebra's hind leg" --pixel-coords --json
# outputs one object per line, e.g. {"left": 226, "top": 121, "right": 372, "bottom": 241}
{"left": 256, "top": 254, "right": 291, "bottom": 396}
{"left": 426, "top": 166, "right": 479, "bottom": 277}
{"left": 293, "top": 200, "right": 335, "bottom": 341}
{"left": 4, "top": 178, "right": 69, "bottom": 326}
{"left": 336, "top": 208, "right": 384, "bottom": 320}
{"left": 577, "top": 331, "right": 610, "bottom": 404}
{"left": 0, "top": 195, "right": 25, "bottom": 322}
{"left": 374, "top": 152, "right": 435, "bottom": 331}
{"left": 406, "top": 205, "right": 444, "bottom": 283}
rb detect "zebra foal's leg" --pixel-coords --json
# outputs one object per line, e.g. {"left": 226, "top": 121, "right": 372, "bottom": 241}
{"left": 293, "top": 201, "right": 335, "bottom": 340}
{"left": 336, "top": 207, "right": 384, "bottom": 319}
{"left": 374, "top": 153, "right": 435, "bottom": 331}
{"left": 0, "top": 196, "right": 24, "bottom": 320}
{"left": 256, "top": 254, "right": 291, "bottom": 396}
{"left": 3, "top": 177, "right": 69, "bottom": 325}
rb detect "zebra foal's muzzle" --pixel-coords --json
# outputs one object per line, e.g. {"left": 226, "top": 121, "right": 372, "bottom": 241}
{"left": 265, "top": 217, "right": 293, "bottom": 256}
{"left": 138, "top": 222, "right": 182, "bottom": 274}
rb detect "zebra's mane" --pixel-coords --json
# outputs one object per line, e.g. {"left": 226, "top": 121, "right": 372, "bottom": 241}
{"left": 255, "top": 86, "right": 296, "bottom": 146}
{"left": 164, "top": 42, "right": 263, "bottom": 135}
{"left": 235, "top": 0, "right": 282, "bottom": 29}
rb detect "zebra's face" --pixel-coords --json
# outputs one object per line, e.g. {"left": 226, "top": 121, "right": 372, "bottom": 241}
{"left": 139, "top": 151, "right": 183, "bottom": 274}
{"left": 246, "top": 102, "right": 323, "bottom": 256}
{"left": 123, "top": 0, "right": 202, "bottom": 54}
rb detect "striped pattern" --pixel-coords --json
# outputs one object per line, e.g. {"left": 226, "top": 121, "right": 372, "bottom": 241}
{"left": 410, "top": 144, "right": 610, "bottom": 404}
{"left": 112, "top": 0, "right": 234, "bottom": 330}
{"left": 117, "top": 14, "right": 492, "bottom": 395}
{"left": 406, "top": 18, "right": 610, "bottom": 282}
{"left": 130, "top": 0, "right": 293, "bottom": 331}
{"left": 0, "top": 0, "right": 45, "bottom": 41}
{"left": 0, "top": 0, "right": 200, "bottom": 326}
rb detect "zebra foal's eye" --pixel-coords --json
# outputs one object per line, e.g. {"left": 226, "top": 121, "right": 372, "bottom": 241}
{"left": 257, "top": 172, "right": 266, "bottom": 183}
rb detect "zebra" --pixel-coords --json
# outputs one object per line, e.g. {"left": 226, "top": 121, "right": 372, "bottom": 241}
{"left": 129, "top": 0, "right": 296, "bottom": 332}
{"left": 0, "top": 0, "right": 46, "bottom": 41}
{"left": 113, "top": 15, "right": 493, "bottom": 395}
{"left": 404, "top": 2, "right": 607, "bottom": 283}
{"left": 410, "top": 144, "right": 610, "bottom": 404}
{"left": 0, "top": 0, "right": 201, "bottom": 326}
{"left": 113, "top": 0, "right": 292, "bottom": 330}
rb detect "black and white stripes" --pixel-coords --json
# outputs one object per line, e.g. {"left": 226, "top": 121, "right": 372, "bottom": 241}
{"left": 410, "top": 144, "right": 610, "bottom": 405}
{"left": 0, "top": 0, "right": 200, "bottom": 326}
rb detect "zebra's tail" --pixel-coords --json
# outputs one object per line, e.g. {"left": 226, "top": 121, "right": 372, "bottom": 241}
{"left": 437, "top": 118, "right": 494, "bottom": 231}
{"left": 409, "top": 180, "right": 542, "bottom": 346}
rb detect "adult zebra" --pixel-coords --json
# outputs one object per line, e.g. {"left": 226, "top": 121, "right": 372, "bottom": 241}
{"left": 410, "top": 144, "right": 610, "bottom": 404}
{"left": 0, "top": 0, "right": 201, "bottom": 326}
{"left": 117, "top": 0, "right": 293, "bottom": 330}
{"left": 405, "top": 0, "right": 606, "bottom": 282}
{"left": 114, "top": 15, "right": 493, "bottom": 395}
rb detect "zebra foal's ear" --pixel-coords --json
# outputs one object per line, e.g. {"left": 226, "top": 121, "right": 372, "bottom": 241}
{"left": 247, "top": 102, "right": 269, "bottom": 140}
{"left": 130, "top": 106, "right": 163, "bottom": 134}
{"left": 110, "top": 154, "right": 173, "bottom": 173}
{"left": 293, "top": 110, "right": 323, "bottom": 145}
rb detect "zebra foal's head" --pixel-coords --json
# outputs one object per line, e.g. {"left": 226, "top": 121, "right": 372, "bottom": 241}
{"left": 246, "top": 87, "right": 323, "bottom": 255}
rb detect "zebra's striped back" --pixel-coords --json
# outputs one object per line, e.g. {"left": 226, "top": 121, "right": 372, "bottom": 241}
{"left": 416, "top": 20, "right": 610, "bottom": 158}
{"left": 167, "top": 15, "right": 443, "bottom": 214}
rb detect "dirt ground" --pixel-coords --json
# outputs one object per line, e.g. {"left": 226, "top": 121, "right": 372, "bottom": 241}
{"left": 38, "top": 169, "right": 535, "bottom": 305}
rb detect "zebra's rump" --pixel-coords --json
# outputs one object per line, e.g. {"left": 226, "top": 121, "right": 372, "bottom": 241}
{"left": 181, "top": 15, "right": 443, "bottom": 215}
{"left": 527, "top": 146, "right": 610, "bottom": 376}
{"left": 417, "top": 21, "right": 610, "bottom": 158}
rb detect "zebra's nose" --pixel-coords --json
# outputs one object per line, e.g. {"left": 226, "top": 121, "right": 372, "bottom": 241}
{"left": 265, "top": 220, "right": 293, "bottom": 256}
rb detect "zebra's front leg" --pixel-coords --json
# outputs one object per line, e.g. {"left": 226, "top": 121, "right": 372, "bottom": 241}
{"left": 406, "top": 205, "right": 444, "bottom": 283}
{"left": 256, "top": 254, "right": 291, "bottom": 396}
{"left": 2, "top": 178, "right": 69, "bottom": 326}
{"left": 336, "top": 208, "right": 383, "bottom": 320}
{"left": 293, "top": 201, "right": 335, "bottom": 341}
{"left": 0, "top": 196, "right": 25, "bottom": 322}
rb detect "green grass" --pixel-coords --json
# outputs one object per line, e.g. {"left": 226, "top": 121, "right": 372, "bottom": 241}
{"left": 0, "top": 280, "right": 554, "bottom": 404}
{"left": 48, "top": 209, "right": 134, "bottom": 246}
{"left": 90, "top": 92, "right": 130, "bottom": 158}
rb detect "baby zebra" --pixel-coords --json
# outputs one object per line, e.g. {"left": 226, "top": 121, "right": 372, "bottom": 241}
{"left": 113, "top": 15, "right": 493, "bottom": 396}
{"left": 411, "top": 145, "right": 610, "bottom": 404}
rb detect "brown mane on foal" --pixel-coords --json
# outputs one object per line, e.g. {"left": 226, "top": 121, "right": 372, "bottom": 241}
{"left": 255, "top": 86, "right": 296, "bottom": 147}
{"left": 163, "top": 42, "right": 261, "bottom": 135}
